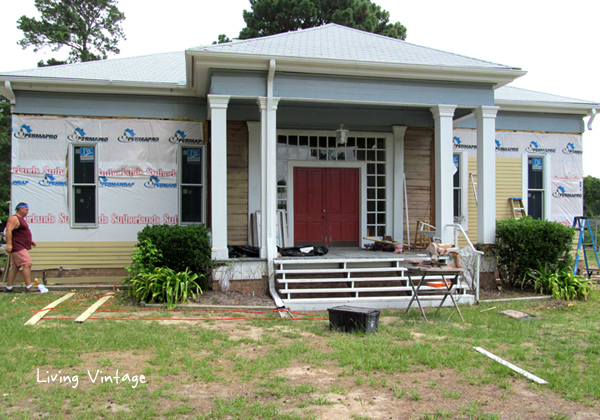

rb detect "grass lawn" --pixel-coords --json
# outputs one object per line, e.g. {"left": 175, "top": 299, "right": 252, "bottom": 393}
{"left": 1, "top": 288, "right": 599, "bottom": 420}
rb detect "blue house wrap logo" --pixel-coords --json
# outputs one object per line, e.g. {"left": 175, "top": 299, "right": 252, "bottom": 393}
{"left": 39, "top": 174, "right": 67, "bottom": 187}
{"left": 67, "top": 127, "right": 108, "bottom": 142}
{"left": 99, "top": 176, "right": 135, "bottom": 188}
{"left": 526, "top": 141, "right": 555, "bottom": 153}
{"left": 562, "top": 142, "right": 582, "bottom": 155}
{"left": 552, "top": 185, "right": 583, "bottom": 198}
{"left": 13, "top": 124, "right": 58, "bottom": 140}
{"left": 144, "top": 176, "right": 176, "bottom": 188}
{"left": 168, "top": 130, "right": 203, "bottom": 144}
{"left": 12, "top": 180, "right": 29, "bottom": 186}
{"left": 117, "top": 128, "right": 159, "bottom": 143}
{"left": 453, "top": 136, "right": 476, "bottom": 150}
{"left": 495, "top": 139, "right": 519, "bottom": 152}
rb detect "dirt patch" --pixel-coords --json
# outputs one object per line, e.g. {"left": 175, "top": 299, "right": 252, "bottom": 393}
{"left": 194, "top": 290, "right": 275, "bottom": 307}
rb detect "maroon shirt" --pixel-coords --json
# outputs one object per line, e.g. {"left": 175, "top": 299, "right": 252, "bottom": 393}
{"left": 11, "top": 215, "right": 33, "bottom": 252}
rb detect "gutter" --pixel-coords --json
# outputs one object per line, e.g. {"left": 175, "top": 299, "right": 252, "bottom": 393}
{"left": 1, "top": 81, "right": 16, "bottom": 104}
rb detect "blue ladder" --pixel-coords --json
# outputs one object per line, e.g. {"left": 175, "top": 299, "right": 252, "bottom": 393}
{"left": 572, "top": 217, "right": 600, "bottom": 278}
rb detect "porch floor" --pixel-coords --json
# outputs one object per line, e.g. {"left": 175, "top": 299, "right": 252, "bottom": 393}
{"left": 277, "top": 247, "right": 430, "bottom": 261}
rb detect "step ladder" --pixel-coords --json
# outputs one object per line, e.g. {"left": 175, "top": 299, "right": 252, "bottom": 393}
{"left": 572, "top": 216, "right": 600, "bottom": 278}
{"left": 470, "top": 173, "right": 478, "bottom": 205}
{"left": 509, "top": 198, "right": 526, "bottom": 219}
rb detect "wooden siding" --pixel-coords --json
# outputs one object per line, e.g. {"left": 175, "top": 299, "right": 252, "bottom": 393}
{"left": 404, "top": 127, "right": 434, "bottom": 244}
{"left": 227, "top": 121, "right": 249, "bottom": 245}
{"left": 28, "top": 241, "right": 137, "bottom": 269}
{"left": 464, "top": 157, "right": 523, "bottom": 246}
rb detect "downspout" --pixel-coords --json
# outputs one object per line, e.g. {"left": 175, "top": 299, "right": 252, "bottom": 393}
{"left": 265, "top": 59, "right": 285, "bottom": 309}
{"left": 3, "top": 81, "right": 16, "bottom": 105}
{"left": 588, "top": 108, "right": 597, "bottom": 131}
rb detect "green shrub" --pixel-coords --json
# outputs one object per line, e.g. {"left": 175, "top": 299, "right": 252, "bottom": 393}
{"left": 127, "top": 267, "right": 203, "bottom": 309}
{"left": 495, "top": 217, "right": 575, "bottom": 288}
{"left": 526, "top": 264, "right": 593, "bottom": 300}
{"left": 135, "top": 224, "right": 213, "bottom": 289}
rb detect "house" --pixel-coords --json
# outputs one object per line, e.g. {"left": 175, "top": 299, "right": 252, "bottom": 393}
{"left": 1, "top": 24, "right": 597, "bottom": 304}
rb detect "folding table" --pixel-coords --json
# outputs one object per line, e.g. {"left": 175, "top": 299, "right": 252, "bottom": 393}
{"left": 405, "top": 266, "right": 464, "bottom": 323}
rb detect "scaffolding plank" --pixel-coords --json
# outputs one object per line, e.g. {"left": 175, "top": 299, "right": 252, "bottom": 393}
{"left": 24, "top": 292, "right": 76, "bottom": 326}
{"left": 75, "top": 295, "right": 114, "bottom": 323}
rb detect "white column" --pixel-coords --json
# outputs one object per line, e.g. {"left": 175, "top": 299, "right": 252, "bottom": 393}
{"left": 257, "top": 96, "right": 280, "bottom": 261}
{"left": 208, "top": 95, "right": 230, "bottom": 260}
{"left": 431, "top": 105, "right": 457, "bottom": 244}
{"left": 392, "top": 126, "right": 407, "bottom": 243}
{"left": 475, "top": 106, "right": 499, "bottom": 244}
{"left": 247, "top": 121, "right": 261, "bottom": 244}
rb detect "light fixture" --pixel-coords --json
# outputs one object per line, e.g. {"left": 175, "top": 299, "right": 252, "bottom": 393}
{"left": 336, "top": 124, "right": 348, "bottom": 145}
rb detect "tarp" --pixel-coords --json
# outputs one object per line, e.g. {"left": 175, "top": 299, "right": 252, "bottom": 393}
{"left": 11, "top": 115, "right": 204, "bottom": 242}
{"left": 453, "top": 128, "right": 583, "bottom": 226}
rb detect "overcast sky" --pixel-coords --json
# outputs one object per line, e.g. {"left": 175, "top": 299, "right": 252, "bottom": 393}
{"left": 2, "top": 0, "right": 599, "bottom": 176}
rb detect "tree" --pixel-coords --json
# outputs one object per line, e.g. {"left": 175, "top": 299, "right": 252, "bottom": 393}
{"left": 0, "top": 97, "right": 12, "bottom": 222}
{"left": 584, "top": 175, "right": 600, "bottom": 216}
{"left": 237, "top": 0, "right": 407, "bottom": 40}
{"left": 17, "top": 0, "right": 126, "bottom": 64}
{"left": 212, "top": 34, "right": 232, "bottom": 45}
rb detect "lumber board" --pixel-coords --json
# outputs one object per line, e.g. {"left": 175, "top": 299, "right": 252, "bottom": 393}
{"left": 75, "top": 295, "right": 114, "bottom": 323}
{"left": 24, "top": 292, "right": 76, "bottom": 326}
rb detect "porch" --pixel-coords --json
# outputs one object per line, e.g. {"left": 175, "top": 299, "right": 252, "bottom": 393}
{"left": 215, "top": 247, "right": 477, "bottom": 311}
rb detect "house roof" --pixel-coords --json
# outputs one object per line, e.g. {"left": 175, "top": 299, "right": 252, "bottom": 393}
{"left": 495, "top": 86, "right": 599, "bottom": 115}
{"left": 191, "top": 24, "right": 518, "bottom": 70}
{"left": 0, "top": 51, "right": 186, "bottom": 85}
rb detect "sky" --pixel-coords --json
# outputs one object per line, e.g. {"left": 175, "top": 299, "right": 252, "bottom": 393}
{"left": 1, "top": 0, "right": 599, "bottom": 176}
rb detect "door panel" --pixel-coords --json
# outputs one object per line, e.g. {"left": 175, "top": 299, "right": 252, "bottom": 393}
{"left": 294, "top": 167, "right": 359, "bottom": 247}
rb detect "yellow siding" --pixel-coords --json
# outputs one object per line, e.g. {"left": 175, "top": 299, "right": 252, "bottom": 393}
{"left": 462, "top": 157, "right": 522, "bottom": 247}
{"left": 28, "top": 241, "right": 137, "bottom": 269}
{"left": 496, "top": 158, "right": 524, "bottom": 221}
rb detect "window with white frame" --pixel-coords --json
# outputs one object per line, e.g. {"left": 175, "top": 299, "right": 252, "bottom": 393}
{"left": 527, "top": 156, "right": 544, "bottom": 220}
{"left": 69, "top": 144, "right": 98, "bottom": 227}
{"left": 179, "top": 146, "right": 206, "bottom": 224}
{"left": 453, "top": 152, "right": 468, "bottom": 227}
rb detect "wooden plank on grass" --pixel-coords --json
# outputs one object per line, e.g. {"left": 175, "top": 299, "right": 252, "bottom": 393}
{"left": 24, "top": 292, "right": 76, "bottom": 326}
{"left": 75, "top": 295, "right": 113, "bottom": 323}
{"left": 474, "top": 347, "right": 548, "bottom": 384}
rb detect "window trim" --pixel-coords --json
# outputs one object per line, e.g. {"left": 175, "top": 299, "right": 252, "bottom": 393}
{"left": 178, "top": 145, "right": 207, "bottom": 225}
{"left": 68, "top": 143, "right": 98, "bottom": 228}
{"left": 453, "top": 151, "right": 469, "bottom": 230}
{"left": 522, "top": 153, "right": 552, "bottom": 220}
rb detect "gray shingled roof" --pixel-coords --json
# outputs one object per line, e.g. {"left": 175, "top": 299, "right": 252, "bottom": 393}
{"left": 496, "top": 86, "right": 598, "bottom": 105}
{"left": 0, "top": 51, "right": 186, "bottom": 85}
{"left": 192, "top": 24, "right": 519, "bottom": 70}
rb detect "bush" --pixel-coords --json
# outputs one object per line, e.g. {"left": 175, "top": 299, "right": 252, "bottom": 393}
{"left": 495, "top": 217, "right": 575, "bottom": 288}
{"left": 135, "top": 224, "right": 213, "bottom": 289}
{"left": 526, "top": 264, "right": 593, "bottom": 300}
{"left": 128, "top": 267, "right": 203, "bottom": 309}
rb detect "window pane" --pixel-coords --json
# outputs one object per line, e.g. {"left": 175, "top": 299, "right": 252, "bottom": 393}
{"left": 454, "top": 189, "right": 461, "bottom": 218}
{"left": 74, "top": 146, "right": 95, "bottom": 184}
{"left": 182, "top": 186, "right": 203, "bottom": 223}
{"left": 74, "top": 186, "right": 96, "bottom": 224}
{"left": 182, "top": 148, "right": 203, "bottom": 184}
{"left": 528, "top": 158, "right": 543, "bottom": 189}
{"left": 528, "top": 191, "right": 543, "bottom": 220}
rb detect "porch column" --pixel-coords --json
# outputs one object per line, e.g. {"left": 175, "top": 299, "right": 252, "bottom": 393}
{"left": 431, "top": 105, "right": 457, "bottom": 244}
{"left": 257, "top": 96, "right": 281, "bottom": 261}
{"left": 475, "top": 106, "right": 499, "bottom": 244}
{"left": 393, "top": 126, "right": 407, "bottom": 243}
{"left": 208, "top": 95, "right": 230, "bottom": 260}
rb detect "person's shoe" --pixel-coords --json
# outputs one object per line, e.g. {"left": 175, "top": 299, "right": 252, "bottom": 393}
{"left": 24, "top": 287, "right": 37, "bottom": 293}
{"left": 2, "top": 288, "right": 14, "bottom": 293}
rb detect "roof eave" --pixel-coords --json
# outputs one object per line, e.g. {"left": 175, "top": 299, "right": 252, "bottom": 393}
{"left": 186, "top": 50, "right": 527, "bottom": 96}
{"left": 0, "top": 75, "right": 195, "bottom": 97}
{"left": 497, "top": 99, "right": 600, "bottom": 116}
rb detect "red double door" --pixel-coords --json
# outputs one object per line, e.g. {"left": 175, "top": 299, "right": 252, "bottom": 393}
{"left": 294, "top": 167, "right": 359, "bottom": 247}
